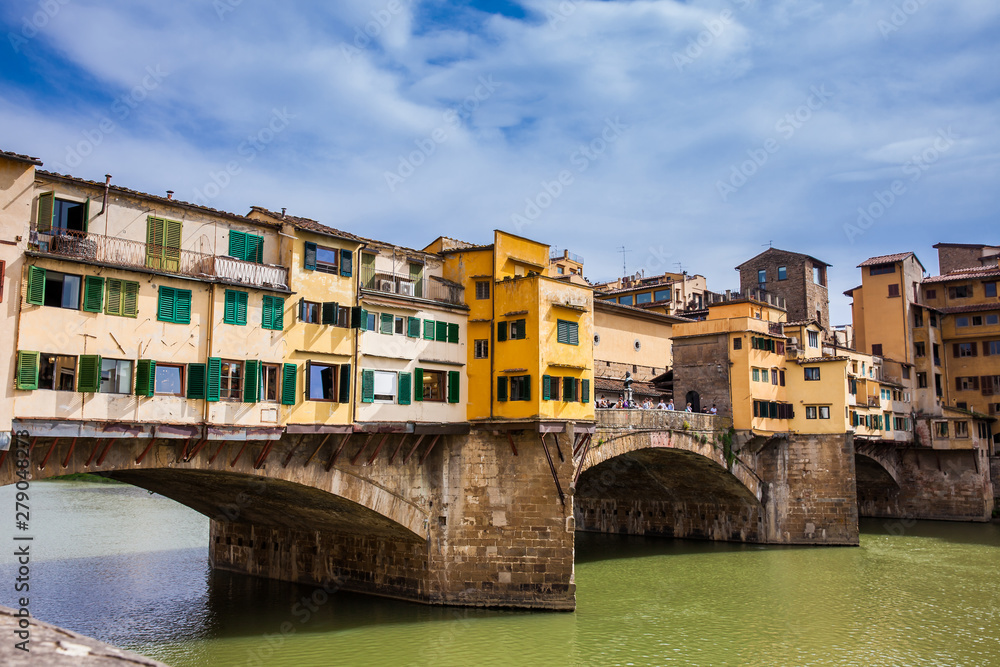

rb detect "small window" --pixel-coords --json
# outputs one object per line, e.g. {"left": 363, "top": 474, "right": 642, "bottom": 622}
{"left": 916, "top": 372, "right": 927, "bottom": 388}
{"left": 51, "top": 197, "right": 88, "bottom": 232}
{"left": 39, "top": 353, "right": 77, "bottom": 391}
{"left": 223, "top": 290, "right": 248, "bottom": 326}
{"left": 819, "top": 406, "right": 830, "bottom": 419}
{"left": 956, "top": 343, "right": 976, "bottom": 357}
{"left": 262, "top": 295, "right": 285, "bottom": 330}
{"left": 373, "top": 370, "right": 397, "bottom": 403}
{"left": 985, "top": 314, "right": 998, "bottom": 325}
{"left": 987, "top": 341, "right": 1000, "bottom": 355}
{"left": 654, "top": 289, "right": 670, "bottom": 302}
{"left": 556, "top": 266, "right": 564, "bottom": 274}
{"left": 925, "top": 289, "right": 937, "bottom": 300}
{"left": 804, "top": 367, "right": 821, "bottom": 381}
{"left": 219, "top": 361, "right": 243, "bottom": 401}
{"left": 636, "top": 292, "right": 652, "bottom": 304}
{"left": 509, "top": 319, "right": 527, "bottom": 340}
{"left": 934, "top": 421, "right": 948, "bottom": 438}
{"left": 872, "top": 344, "right": 883, "bottom": 356}
{"left": 914, "top": 342, "right": 925, "bottom": 357}
{"left": 228, "top": 230, "right": 264, "bottom": 263}
{"left": 808, "top": 331, "right": 819, "bottom": 348}
{"left": 956, "top": 316, "right": 969, "bottom": 327}
{"left": 733, "top": 337, "right": 742, "bottom": 350}
{"left": 395, "top": 316, "right": 405, "bottom": 334}
{"left": 260, "top": 363, "right": 280, "bottom": 402}
{"left": 869, "top": 264, "right": 895, "bottom": 276}
{"left": 771, "top": 369, "right": 778, "bottom": 385}
{"left": 948, "top": 285, "right": 971, "bottom": 299}
{"left": 758, "top": 269, "right": 766, "bottom": 284}
{"left": 887, "top": 284, "right": 900, "bottom": 297}
{"left": 557, "top": 319, "right": 579, "bottom": 345}
{"left": 930, "top": 313, "right": 938, "bottom": 327}
{"left": 806, "top": 406, "right": 818, "bottom": 419}
{"left": 300, "top": 300, "right": 320, "bottom": 324}
{"left": 777, "top": 266, "right": 787, "bottom": 281}
{"left": 43, "top": 271, "right": 82, "bottom": 310}
{"left": 913, "top": 309, "right": 924, "bottom": 327}
{"left": 474, "top": 339, "right": 489, "bottom": 359}
{"left": 972, "top": 315, "right": 983, "bottom": 326}
{"left": 619, "top": 295, "right": 633, "bottom": 306}
{"left": 475, "top": 281, "right": 490, "bottom": 299}
{"left": 985, "top": 282, "right": 998, "bottom": 298}
{"left": 154, "top": 363, "right": 185, "bottom": 396}
{"left": 314, "top": 245, "right": 340, "bottom": 274}
{"left": 100, "top": 359, "right": 133, "bottom": 394}
{"left": 307, "top": 362, "right": 339, "bottom": 402}
{"left": 366, "top": 311, "right": 377, "bottom": 331}
{"left": 420, "top": 370, "right": 446, "bottom": 402}
{"left": 510, "top": 375, "right": 531, "bottom": 401}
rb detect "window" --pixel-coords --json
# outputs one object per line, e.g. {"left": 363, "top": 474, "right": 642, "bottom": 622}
{"left": 752, "top": 368, "right": 760, "bottom": 382}
{"left": 872, "top": 344, "right": 883, "bottom": 356}
{"left": 777, "top": 266, "right": 787, "bottom": 281}
{"left": 26, "top": 268, "right": 81, "bottom": 310}
{"left": 100, "top": 359, "right": 133, "bottom": 394}
{"left": 373, "top": 370, "right": 397, "bottom": 403}
{"left": 366, "top": 311, "right": 378, "bottom": 331}
{"left": 987, "top": 341, "right": 1000, "bottom": 356}
{"left": 104, "top": 279, "right": 139, "bottom": 317}
{"left": 779, "top": 370, "right": 785, "bottom": 386}
{"left": 758, "top": 269, "right": 766, "bottom": 284}
{"left": 37, "top": 353, "right": 76, "bottom": 391}
{"left": 420, "top": 370, "right": 446, "bottom": 402}
{"left": 888, "top": 284, "right": 900, "bottom": 297}
{"left": 36, "top": 193, "right": 89, "bottom": 233}
{"left": 474, "top": 339, "right": 489, "bottom": 359}
{"left": 145, "top": 216, "right": 182, "bottom": 271}
{"left": 315, "top": 245, "right": 340, "bottom": 274}
{"left": 934, "top": 421, "right": 948, "bottom": 438}
{"left": 509, "top": 319, "right": 527, "bottom": 340}
{"left": 806, "top": 406, "right": 818, "bottom": 419}
{"left": 224, "top": 290, "right": 248, "bottom": 325}
{"left": 424, "top": 319, "right": 435, "bottom": 340}
{"left": 804, "top": 367, "right": 821, "bottom": 381}
{"left": 954, "top": 343, "right": 977, "bottom": 358}
{"left": 913, "top": 309, "right": 923, "bottom": 327}
{"left": 394, "top": 316, "right": 405, "bottom": 334}
{"left": 299, "top": 300, "right": 320, "bottom": 324}
{"left": 475, "top": 281, "right": 490, "bottom": 299}
{"left": 956, "top": 316, "right": 970, "bottom": 327}
{"left": 733, "top": 338, "right": 742, "bottom": 350}
{"left": 262, "top": 295, "right": 285, "bottom": 330}
{"left": 307, "top": 362, "right": 340, "bottom": 402}
{"left": 949, "top": 285, "right": 971, "bottom": 299}
{"left": 654, "top": 289, "right": 670, "bottom": 302}
{"left": 219, "top": 361, "right": 242, "bottom": 401}
{"left": 380, "top": 312, "right": 394, "bottom": 335}
{"left": 771, "top": 369, "right": 779, "bottom": 385}
{"left": 954, "top": 421, "right": 969, "bottom": 438}
{"left": 260, "top": 363, "right": 280, "bottom": 402}
{"left": 228, "top": 230, "right": 263, "bottom": 263}
{"left": 971, "top": 315, "right": 983, "bottom": 326}
{"left": 819, "top": 406, "right": 830, "bottom": 419}
{"left": 808, "top": 331, "right": 819, "bottom": 348}
{"left": 619, "top": 295, "right": 633, "bottom": 306}
{"left": 914, "top": 342, "right": 925, "bottom": 357}
{"left": 157, "top": 286, "right": 192, "bottom": 324}
{"left": 510, "top": 375, "right": 531, "bottom": 401}
{"left": 636, "top": 292, "right": 652, "bottom": 305}
{"left": 869, "top": 264, "right": 895, "bottom": 276}
{"left": 985, "top": 282, "right": 998, "bottom": 298}
{"left": 916, "top": 372, "right": 927, "bottom": 388}
{"left": 925, "top": 289, "right": 937, "bottom": 300}
{"left": 556, "top": 266, "right": 564, "bottom": 274}
{"left": 154, "top": 363, "right": 185, "bottom": 396}
{"left": 930, "top": 313, "right": 938, "bottom": 327}
{"left": 557, "top": 319, "right": 579, "bottom": 345}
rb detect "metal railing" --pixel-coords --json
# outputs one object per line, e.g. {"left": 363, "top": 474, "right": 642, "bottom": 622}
{"left": 360, "top": 267, "right": 464, "bottom": 305}
{"left": 39, "top": 230, "right": 289, "bottom": 289}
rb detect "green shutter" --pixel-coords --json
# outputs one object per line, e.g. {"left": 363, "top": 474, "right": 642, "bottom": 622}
{"left": 77, "top": 355, "right": 102, "bottom": 392}
{"left": 224, "top": 290, "right": 247, "bottom": 325}
{"left": 497, "top": 321, "right": 507, "bottom": 342}
{"left": 135, "top": 360, "right": 155, "bottom": 397}
{"left": 175, "top": 289, "right": 192, "bottom": 324}
{"left": 497, "top": 376, "right": 508, "bottom": 402}
{"left": 262, "top": 295, "right": 284, "bottom": 330}
{"left": 304, "top": 241, "right": 317, "bottom": 270}
{"left": 448, "top": 370, "right": 460, "bottom": 403}
{"left": 542, "top": 375, "right": 551, "bottom": 400}
{"left": 163, "top": 219, "right": 182, "bottom": 271}
{"left": 281, "top": 363, "right": 297, "bottom": 405}
{"left": 581, "top": 378, "right": 590, "bottom": 403}
{"left": 229, "top": 230, "right": 247, "bottom": 260}
{"left": 36, "top": 192, "right": 54, "bottom": 232}
{"left": 447, "top": 322, "right": 459, "bottom": 344}
{"left": 206, "top": 357, "right": 222, "bottom": 402}
{"left": 146, "top": 217, "right": 163, "bottom": 268}
{"left": 251, "top": 234, "right": 263, "bottom": 263}
{"left": 187, "top": 363, "right": 207, "bottom": 399}
{"left": 340, "top": 249, "right": 352, "bottom": 277}
{"left": 158, "top": 287, "right": 176, "bottom": 322}
{"left": 237, "top": 292, "right": 247, "bottom": 325}
{"left": 407, "top": 316, "right": 420, "bottom": 337}
{"left": 350, "top": 306, "right": 362, "bottom": 329}
{"left": 122, "top": 281, "right": 139, "bottom": 317}
{"left": 26, "top": 266, "right": 45, "bottom": 305}
{"left": 82, "top": 197, "right": 90, "bottom": 232}
{"left": 414, "top": 368, "right": 423, "bottom": 402}
{"left": 423, "top": 319, "right": 434, "bottom": 340}
{"left": 83, "top": 276, "right": 104, "bottom": 312}
{"left": 339, "top": 364, "right": 351, "bottom": 403}
{"left": 105, "top": 279, "right": 122, "bottom": 315}
{"left": 16, "top": 351, "right": 39, "bottom": 390}
{"left": 361, "top": 369, "right": 375, "bottom": 403}
{"left": 435, "top": 321, "right": 447, "bottom": 342}
{"left": 244, "top": 360, "right": 260, "bottom": 403}
{"left": 380, "top": 312, "right": 394, "bottom": 334}
{"left": 398, "top": 372, "right": 412, "bottom": 405}
{"left": 522, "top": 375, "right": 531, "bottom": 401}
{"left": 563, "top": 377, "right": 575, "bottom": 402}
{"left": 359, "top": 308, "right": 368, "bottom": 331}
{"left": 323, "top": 302, "right": 339, "bottom": 325}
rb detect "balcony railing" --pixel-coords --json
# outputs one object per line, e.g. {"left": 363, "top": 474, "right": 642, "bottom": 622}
{"left": 360, "top": 267, "right": 464, "bottom": 306}
{"left": 37, "top": 230, "right": 289, "bottom": 289}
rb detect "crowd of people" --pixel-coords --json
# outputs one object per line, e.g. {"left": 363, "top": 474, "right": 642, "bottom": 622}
{"left": 595, "top": 396, "right": 718, "bottom": 414}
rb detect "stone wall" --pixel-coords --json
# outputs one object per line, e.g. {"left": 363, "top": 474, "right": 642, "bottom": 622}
{"left": 672, "top": 334, "right": 732, "bottom": 415}
{"left": 992, "top": 456, "right": 1000, "bottom": 503}
{"left": 738, "top": 249, "right": 830, "bottom": 332}
{"left": 595, "top": 359, "right": 665, "bottom": 384}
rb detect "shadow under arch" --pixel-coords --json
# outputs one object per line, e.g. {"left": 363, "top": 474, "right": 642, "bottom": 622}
{"left": 574, "top": 447, "right": 767, "bottom": 543}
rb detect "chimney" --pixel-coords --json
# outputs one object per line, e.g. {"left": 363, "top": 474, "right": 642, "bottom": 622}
{"left": 281, "top": 208, "right": 286, "bottom": 218}
{"left": 98, "top": 174, "right": 112, "bottom": 215}
{"left": 166, "top": 190, "right": 174, "bottom": 200}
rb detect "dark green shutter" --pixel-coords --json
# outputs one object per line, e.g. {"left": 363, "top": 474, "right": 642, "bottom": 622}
{"left": 158, "top": 287, "right": 175, "bottom": 322}
{"left": 497, "top": 376, "right": 508, "bottom": 402}
{"left": 281, "top": 363, "right": 297, "bottom": 405}
{"left": 304, "top": 361, "right": 312, "bottom": 400}
{"left": 123, "top": 281, "right": 139, "bottom": 317}
{"left": 435, "top": 321, "right": 447, "bottom": 342}
{"left": 262, "top": 295, "right": 274, "bottom": 329}
{"left": 359, "top": 308, "right": 368, "bottom": 331}
{"left": 423, "top": 319, "right": 434, "bottom": 340}
{"left": 244, "top": 360, "right": 260, "bottom": 403}
{"left": 340, "top": 249, "right": 352, "bottom": 277}
{"left": 447, "top": 322, "right": 459, "bottom": 344}
{"left": 398, "top": 372, "right": 411, "bottom": 405}
{"left": 339, "top": 364, "right": 351, "bottom": 403}
{"left": 135, "top": 360, "right": 155, "bottom": 397}
{"left": 380, "top": 312, "right": 394, "bottom": 334}
{"left": 224, "top": 290, "right": 247, "bottom": 325}
{"left": 83, "top": 276, "right": 104, "bottom": 312}
{"left": 497, "top": 321, "right": 507, "bottom": 341}
{"left": 361, "top": 370, "right": 374, "bottom": 403}
{"left": 82, "top": 197, "right": 90, "bottom": 231}
{"left": 522, "top": 375, "right": 531, "bottom": 401}
{"left": 16, "top": 351, "right": 39, "bottom": 390}
{"left": 350, "top": 306, "right": 362, "bottom": 329}
{"left": 563, "top": 377, "right": 575, "bottom": 402}
{"left": 224, "top": 290, "right": 237, "bottom": 323}
{"left": 229, "top": 230, "right": 247, "bottom": 260}
{"left": 414, "top": 368, "right": 423, "bottom": 402}
{"left": 304, "top": 242, "right": 317, "bottom": 270}
{"left": 77, "top": 355, "right": 102, "bottom": 392}
{"left": 237, "top": 292, "right": 247, "bottom": 325}
{"left": 403, "top": 316, "right": 417, "bottom": 337}
{"left": 448, "top": 370, "right": 460, "bottom": 403}
{"left": 207, "top": 357, "right": 222, "bottom": 402}
{"left": 175, "top": 290, "right": 192, "bottom": 324}
{"left": 581, "top": 379, "right": 590, "bottom": 403}
{"left": 187, "top": 363, "right": 207, "bottom": 399}
{"left": 26, "top": 266, "right": 45, "bottom": 305}
{"left": 542, "top": 375, "right": 551, "bottom": 400}
{"left": 36, "top": 192, "right": 54, "bottom": 232}
{"left": 322, "top": 302, "right": 338, "bottom": 325}
{"left": 265, "top": 296, "right": 284, "bottom": 330}
{"left": 248, "top": 234, "right": 263, "bottom": 263}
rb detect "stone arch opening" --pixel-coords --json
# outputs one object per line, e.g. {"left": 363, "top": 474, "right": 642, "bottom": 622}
{"left": 855, "top": 452, "right": 902, "bottom": 517}
{"left": 685, "top": 390, "right": 701, "bottom": 413}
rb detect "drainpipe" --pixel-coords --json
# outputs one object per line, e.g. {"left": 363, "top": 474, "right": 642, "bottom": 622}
{"left": 203, "top": 283, "right": 216, "bottom": 427}
{"left": 490, "top": 244, "right": 496, "bottom": 420}
{"left": 99, "top": 174, "right": 111, "bottom": 235}
{"left": 351, "top": 242, "right": 366, "bottom": 427}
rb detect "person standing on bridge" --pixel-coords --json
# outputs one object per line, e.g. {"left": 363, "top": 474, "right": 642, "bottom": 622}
{"left": 656, "top": 398, "right": 667, "bottom": 409}
{"left": 685, "top": 402, "right": 693, "bottom": 412}
{"left": 710, "top": 404, "right": 718, "bottom": 415}
{"left": 666, "top": 399, "right": 674, "bottom": 410}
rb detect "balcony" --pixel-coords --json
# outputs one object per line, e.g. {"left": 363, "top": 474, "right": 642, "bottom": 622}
{"left": 360, "top": 267, "right": 464, "bottom": 306}
{"left": 37, "top": 230, "right": 289, "bottom": 290}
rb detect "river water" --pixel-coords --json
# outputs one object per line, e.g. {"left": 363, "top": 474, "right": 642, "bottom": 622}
{"left": 2, "top": 481, "right": 999, "bottom": 666}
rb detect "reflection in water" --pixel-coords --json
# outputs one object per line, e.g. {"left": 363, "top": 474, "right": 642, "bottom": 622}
{"left": 1, "top": 482, "right": 999, "bottom": 666}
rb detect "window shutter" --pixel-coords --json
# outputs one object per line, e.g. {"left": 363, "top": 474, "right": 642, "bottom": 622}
{"left": 435, "top": 321, "right": 447, "bottom": 342}
{"left": 414, "top": 367, "right": 424, "bottom": 402}
{"left": 522, "top": 375, "right": 531, "bottom": 401}
{"left": 361, "top": 370, "right": 375, "bottom": 403}
{"left": 244, "top": 360, "right": 260, "bottom": 403}
{"left": 250, "top": 234, "right": 263, "bottom": 263}
{"left": 398, "top": 372, "right": 412, "bottom": 405}
{"left": 281, "top": 363, "right": 297, "bottom": 405}
{"left": 359, "top": 308, "right": 368, "bottom": 331}
{"left": 206, "top": 357, "right": 222, "bottom": 402}
{"left": 81, "top": 276, "right": 104, "bottom": 312}
{"left": 381, "top": 312, "right": 394, "bottom": 334}
{"left": 123, "top": 281, "right": 139, "bottom": 317}
{"left": 135, "top": 360, "right": 155, "bottom": 397}
{"left": 146, "top": 217, "right": 163, "bottom": 267}
{"left": 237, "top": 291, "right": 248, "bottom": 325}
{"left": 262, "top": 295, "right": 274, "bottom": 330}
{"left": 569, "top": 322, "right": 579, "bottom": 345}
{"left": 36, "top": 192, "right": 54, "bottom": 232}
{"left": 175, "top": 289, "right": 192, "bottom": 324}
{"left": 299, "top": 299, "right": 308, "bottom": 322}
{"left": 563, "top": 377, "right": 574, "bottom": 402}
{"left": 971, "top": 377, "right": 980, "bottom": 390}
{"left": 351, "top": 306, "right": 362, "bottom": 329}
{"left": 229, "top": 230, "right": 247, "bottom": 260}
{"left": 581, "top": 379, "right": 590, "bottom": 403}
{"left": 982, "top": 376, "right": 993, "bottom": 397}
{"left": 322, "top": 302, "right": 338, "bottom": 325}
{"left": 447, "top": 322, "right": 459, "bottom": 344}
{"left": 304, "top": 241, "right": 317, "bottom": 270}
{"left": 497, "top": 321, "right": 508, "bottom": 342}
{"left": 972, "top": 342, "right": 978, "bottom": 357}
{"left": 557, "top": 320, "right": 568, "bottom": 344}
{"left": 77, "top": 355, "right": 102, "bottom": 392}
{"left": 956, "top": 377, "right": 963, "bottom": 391}
{"left": 340, "top": 249, "right": 352, "bottom": 277}
{"left": 542, "top": 374, "right": 551, "bottom": 400}
{"left": 408, "top": 316, "right": 420, "bottom": 337}
{"left": 187, "top": 363, "right": 207, "bottom": 399}
{"left": 26, "top": 266, "right": 45, "bottom": 305}
{"left": 225, "top": 291, "right": 237, "bottom": 323}
{"left": 16, "top": 351, "right": 39, "bottom": 390}
{"left": 953, "top": 343, "right": 960, "bottom": 358}
{"left": 304, "top": 361, "right": 312, "bottom": 400}
{"left": 339, "top": 364, "right": 351, "bottom": 403}
{"left": 158, "top": 286, "right": 175, "bottom": 322}
{"left": 448, "top": 370, "right": 460, "bottom": 403}
{"left": 497, "top": 376, "right": 508, "bottom": 402}
{"left": 271, "top": 296, "right": 284, "bottom": 329}
{"left": 423, "top": 319, "right": 434, "bottom": 340}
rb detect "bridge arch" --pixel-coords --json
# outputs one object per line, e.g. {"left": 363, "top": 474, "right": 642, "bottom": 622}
{"left": 854, "top": 442, "right": 902, "bottom": 488}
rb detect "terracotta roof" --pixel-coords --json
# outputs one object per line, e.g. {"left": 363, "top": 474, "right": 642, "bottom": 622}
{"left": 937, "top": 303, "right": 1000, "bottom": 315}
{"left": 932, "top": 242, "right": 998, "bottom": 249}
{"left": 735, "top": 247, "right": 830, "bottom": 270}
{"left": 843, "top": 285, "right": 863, "bottom": 296}
{"left": 922, "top": 266, "right": 1000, "bottom": 283}
{"left": 857, "top": 252, "right": 916, "bottom": 267}
{"left": 596, "top": 280, "right": 677, "bottom": 296}
{"left": 594, "top": 299, "right": 694, "bottom": 323}
{"left": 594, "top": 377, "right": 664, "bottom": 398}
{"left": 0, "top": 149, "right": 43, "bottom": 166}
{"left": 249, "top": 206, "right": 364, "bottom": 242}
{"left": 36, "top": 170, "right": 276, "bottom": 227}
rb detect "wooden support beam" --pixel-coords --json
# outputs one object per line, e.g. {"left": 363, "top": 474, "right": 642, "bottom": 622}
{"left": 538, "top": 433, "right": 565, "bottom": 506}
{"left": 402, "top": 434, "right": 426, "bottom": 464}
{"left": 85, "top": 439, "right": 104, "bottom": 467}
{"left": 29, "top": 437, "right": 37, "bottom": 453}
{"left": 60, "top": 437, "right": 78, "bottom": 469}
{"left": 284, "top": 434, "right": 310, "bottom": 468}
{"left": 186, "top": 438, "right": 209, "bottom": 462}
{"left": 327, "top": 433, "right": 352, "bottom": 471}
{"left": 303, "top": 434, "right": 330, "bottom": 468}
{"left": 418, "top": 434, "right": 442, "bottom": 465}
{"left": 208, "top": 440, "right": 227, "bottom": 465}
{"left": 177, "top": 438, "right": 191, "bottom": 463}
{"left": 506, "top": 432, "right": 518, "bottom": 456}
{"left": 230, "top": 441, "right": 249, "bottom": 468}
{"left": 253, "top": 440, "right": 275, "bottom": 469}
{"left": 573, "top": 434, "right": 594, "bottom": 486}
{"left": 135, "top": 438, "right": 157, "bottom": 465}
{"left": 388, "top": 434, "right": 407, "bottom": 465}
{"left": 96, "top": 439, "right": 115, "bottom": 467}
{"left": 366, "top": 434, "right": 390, "bottom": 466}
{"left": 351, "top": 434, "right": 375, "bottom": 466}
{"left": 0, "top": 451, "right": 7, "bottom": 469}
{"left": 39, "top": 438, "right": 60, "bottom": 470}
{"left": 552, "top": 433, "right": 564, "bottom": 463}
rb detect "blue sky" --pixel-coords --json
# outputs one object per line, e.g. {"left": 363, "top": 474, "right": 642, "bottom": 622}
{"left": 2, "top": 0, "right": 999, "bottom": 323}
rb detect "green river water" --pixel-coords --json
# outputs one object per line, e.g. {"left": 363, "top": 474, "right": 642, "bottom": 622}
{"left": 2, "top": 481, "right": 999, "bottom": 666}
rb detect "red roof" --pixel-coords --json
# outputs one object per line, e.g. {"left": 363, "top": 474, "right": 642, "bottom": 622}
{"left": 0, "top": 149, "right": 42, "bottom": 166}
{"left": 249, "top": 206, "right": 364, "bottom": 243}
{"left": 937, "top": 303, "right": 1000, "bottom": 315}
{"left": 857, "top": 252, "right": 916, "bottom": 267}
{"left": 923, "top": 266, "right": 1000, "bottom": 283}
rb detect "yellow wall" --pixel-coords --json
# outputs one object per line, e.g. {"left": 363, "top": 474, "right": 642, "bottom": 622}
{"left": 593, "top": 308, "right": 674, "bottom": 370}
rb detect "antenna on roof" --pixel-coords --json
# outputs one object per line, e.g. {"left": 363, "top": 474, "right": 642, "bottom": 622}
{"left": 618, "top": 246, "right": 629, "bottom": 277}
{"left": 763, "top": 240, "right": 773, "bottom": 248}
{"left": 675, "top": 262, "right": 684, "bottom": 274}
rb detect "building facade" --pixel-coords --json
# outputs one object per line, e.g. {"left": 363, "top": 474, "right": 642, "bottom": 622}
{"left": 737, "top": 247, "right": 831, "bottom": 334}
